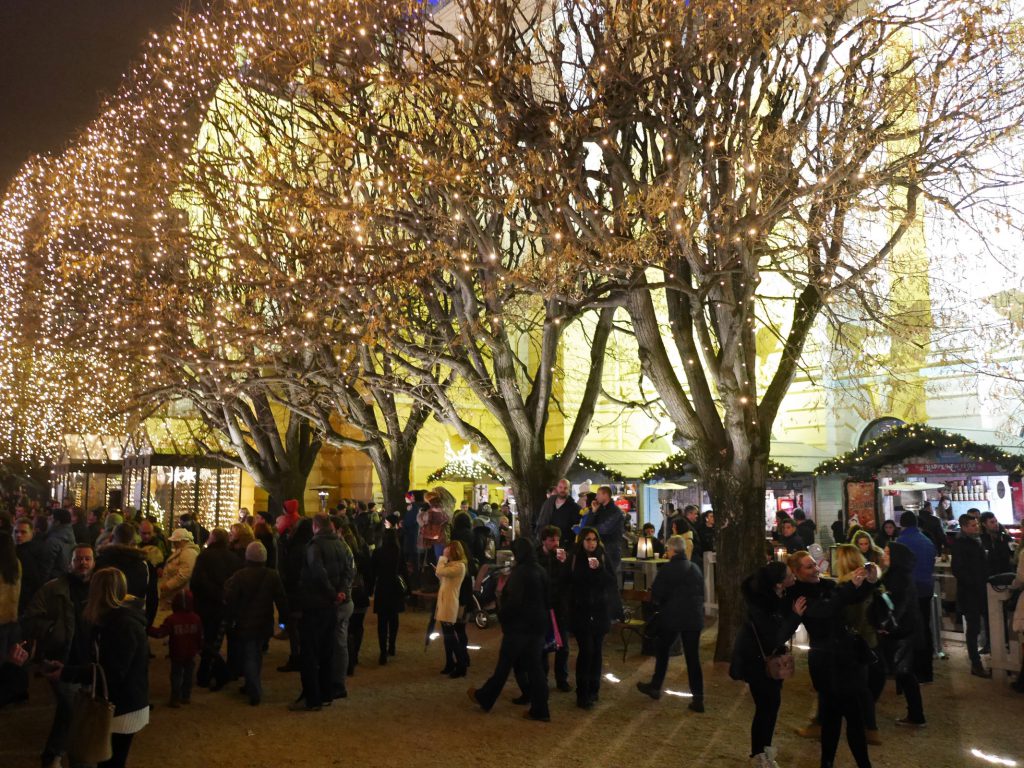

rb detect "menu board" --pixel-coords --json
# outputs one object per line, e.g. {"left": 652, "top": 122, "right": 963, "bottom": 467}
{"left": 844, "top": 480, "right": 878, "bottom": 531}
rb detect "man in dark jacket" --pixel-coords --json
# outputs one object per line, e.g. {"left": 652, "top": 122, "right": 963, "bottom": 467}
{"left": 190, "top": 528, "right": 242, "bottom": 688}
{"left": 917, "top": 505, "right": 946, "bottom": 554}
{"left": 793, "top": 509, "right": 816, "bottom": 549}
{"left": 224, "top": 541, "right": 287, "bottom": 706}
{"left": 896, "top": 511, "right": 937, "bottom": 683}
{"left": 95, "top": 523, "right": 155, "bottom": 618}
{"left": 44, "top": 508, "right": 77, "bottom": 581}
{"left": 979, "top": 512, "right": 1012, "bottom": 576}
{"left": 536, "top": 526, "right": 572, "bottom": 692}
{"left": 276, "top": 514, "right": 313, "bottom": 672}
{"left": 22, "top": 544, "right": 94, "bottom": 768}
{"left": 636, "top": 535, "right": 706, "bottom": 712}
{"left": 776, "top": 518, "right": 805, "bottom": 555}
{"left": 13, "top": 517, "right": 48, "bottom": 616}
{"left": 469, "top": 538, "right": 551, "bottom": 721}
{"left": 534, "top": 479, "right": 581, "bottom": 546}
{"left": 291, "top": 514, "right": 351, "bottom": 710}
{"left": 950, "top": 514, "right": 990, "bottom": 677}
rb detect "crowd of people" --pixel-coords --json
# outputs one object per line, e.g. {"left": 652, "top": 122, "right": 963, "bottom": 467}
{"left": 0, "top": 484, "right": 1021, "bottom": 768}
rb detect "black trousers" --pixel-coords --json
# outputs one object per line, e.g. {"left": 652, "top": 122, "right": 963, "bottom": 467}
{"left": 348, "top": 610, "right": 366, "bottom": 672}
{"left": 543, "top": 641, "right": 570, "bottom": 687}
{"left": 650, "top": 628, "right": 703, "bottom": 697}
{"left": 575, "top": 630, "right": 606, "bottom": 706}
{"left": 915, "top": 596, "right": 934, "bottom": 682}
{"left": 860, "top": 651, "right": 886, "bottom": 730}
{"left": 377, "top": 612, "right": 399, "bottom": 653}
{"left": 441, "top": 622, "right": 470, "bottom": 672}
{"left": 747, "top": 673, "right": 783, "bottom": 757}
{"left": 476, "top": 631, "right": 549, "bottom": 719}
{"left": 299, "top": 605, "right": 337, "bottom": 707}
{"left": 809, "top": 651, "right": 872, "bottom": 768}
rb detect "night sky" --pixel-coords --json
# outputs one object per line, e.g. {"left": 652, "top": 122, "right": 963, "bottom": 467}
{"left": 0, "top": 0, "right": 185, "bottom": 188}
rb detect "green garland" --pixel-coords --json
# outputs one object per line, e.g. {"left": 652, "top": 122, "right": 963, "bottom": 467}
{"left": 548, "top": 451, "right": 627, "bottom": 482}
{"left": 641, "top": 453, "right": 793, "bottom": 481}
{"left": 813, "top": 423, "right": 1024, "bottom": 477}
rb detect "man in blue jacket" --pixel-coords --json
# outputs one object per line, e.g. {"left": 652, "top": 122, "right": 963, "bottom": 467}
{"left": 896, "top": 511, "right": 937, "bottom": 682}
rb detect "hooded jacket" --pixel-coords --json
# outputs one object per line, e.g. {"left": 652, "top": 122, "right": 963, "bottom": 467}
{"left": 730, "top": 572, "right": 802, "bottom": 682}
{"left": 498, "top": 539, "right": 550, "bottom": 635}
{"left": 300, "top": 528, "right": 354, "bottom": 610}
{"left": 224, "top": 562, "right": 288, "bottom": 640}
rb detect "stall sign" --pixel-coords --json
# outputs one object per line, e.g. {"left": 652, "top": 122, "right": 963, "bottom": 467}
{"left": 845, "top": 479, "right": 878, "bottom": 531}
{"left": 904, "top": 461, "right": 1001, "bottom": 475}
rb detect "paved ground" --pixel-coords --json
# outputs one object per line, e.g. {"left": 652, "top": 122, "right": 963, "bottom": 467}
{"left": 2, "top": 609, "right": 1022, "bottom": 768}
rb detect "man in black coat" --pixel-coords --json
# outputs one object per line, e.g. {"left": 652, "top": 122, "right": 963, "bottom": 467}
{"left": 775, "top": 518, "right": 805, "bottom": 555}
{"left": 469, "top": 538, "right": 551, "bottom": 721}
{"left": 636, "top": 535, "right": 706, "bottom": 712}
{"left": 190, "top": 528, "right": 242, "bottom": 688}
{"left": 95, "top": 523, "right": 156, "bottom": 618}
{"left": 917, "top": 505, "right": 946, "bottom": 554}
{"left": 277, "top": 515, "right": 313, "bottom": 672}
{"left": 979, "top": 512, "right": 1012, "bottom": 576}
{"left": 793, "top": 509, "right": 816, "bottom": 549}
{"left": 13, "top": 517, "right": 48, "bottom": 616}
{"left": 534, "top": 479, "right": 581, "bottom": 546}
{"left": 291, "top": 514, "right": 351, "bottom": 710}
{"left": 950, "top": 514, "right": 990, "bottom": 677}
{"left": 536, "top": 526, "right": 572, "bottom": 692}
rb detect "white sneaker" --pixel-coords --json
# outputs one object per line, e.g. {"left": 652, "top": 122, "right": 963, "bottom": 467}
{"left": 763, "top": 745, "right": 782, "bottom": 768}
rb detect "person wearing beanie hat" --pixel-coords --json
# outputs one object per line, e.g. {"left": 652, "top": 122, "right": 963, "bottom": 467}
{"left": 246, "top": 541, "right": 267, "bottom": 563}
{"left": 224, "top": 540, "right": 287, "bottom": 705}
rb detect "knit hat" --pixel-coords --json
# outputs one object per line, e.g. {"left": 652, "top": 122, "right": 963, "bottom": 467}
{"left": 104, "top": 512, "right": 124, "bottom": 530}
{"left": 245, "top": 541, "right": 268, "bottom": 563}
{"left": 169, "top": 527, "right": 194, "bottom": 543}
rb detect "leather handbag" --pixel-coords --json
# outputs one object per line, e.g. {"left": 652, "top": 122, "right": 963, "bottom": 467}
{"left": 68, "top": 662, "right": 114, "bottom": 765}
{"left": 751, "top": 622, "right": 795, "bottom": 680}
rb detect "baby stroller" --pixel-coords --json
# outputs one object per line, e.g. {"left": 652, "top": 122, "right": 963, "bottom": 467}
{"left": 467, "top": 562, "right": 509, "bottom": 629}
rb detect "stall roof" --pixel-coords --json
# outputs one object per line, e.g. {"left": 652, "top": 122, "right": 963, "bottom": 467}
{"left": 813, "top": 423, "right": 1024, "bottom": 477}
{"left": 640, "top": 451, "right": 797, "bottom": 482}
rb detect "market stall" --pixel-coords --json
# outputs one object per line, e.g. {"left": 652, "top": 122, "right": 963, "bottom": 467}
{"left": 50, "top": 433, "right": 124, "bottom": 511}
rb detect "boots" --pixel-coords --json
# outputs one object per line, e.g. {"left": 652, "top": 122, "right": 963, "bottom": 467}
{"left": 687, "top": 696, "right": 704, "bottom": 713}
{"left": 795, "top": 719, "right": 821, "bottom": 739}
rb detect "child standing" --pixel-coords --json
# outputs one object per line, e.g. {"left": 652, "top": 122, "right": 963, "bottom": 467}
{"left": 148, "top": 590, "right": 203, "bottom": 706}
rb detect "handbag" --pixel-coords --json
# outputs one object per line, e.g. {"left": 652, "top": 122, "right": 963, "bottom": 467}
{"left": 68, "top": 662, "right": 114, "bottom": 765}
{"left": 751, "top": 622, "right": 794, "bottom": 681}
{"left": 544, "top": 609, "right": 564, "bottom": 652}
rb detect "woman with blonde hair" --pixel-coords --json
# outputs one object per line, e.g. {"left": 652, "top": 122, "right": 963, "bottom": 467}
{"left": 436, "top": 540, "right": 470, "bottom": 677}
{"left": 228, "top": 522, "right": 255, "bottom": 558}
{"left": 834, "top": 544, "right": 885, "bottom": 747}
{"left": 850, "top": 530, "right": 886, "bottom": 569}
{"left": 47, "top": 567, "right": 149, "bottom": 767}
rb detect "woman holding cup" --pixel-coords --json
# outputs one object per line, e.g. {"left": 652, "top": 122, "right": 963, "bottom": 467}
{"left": 570, "top": 526, "right": 616, "bottom": 709}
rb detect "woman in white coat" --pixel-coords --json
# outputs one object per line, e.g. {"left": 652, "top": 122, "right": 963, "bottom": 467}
{"left": 436, "top": 541, "right": 470, "bottom": 678}
{"left": 159, "top": 528, "right": 200, "bottom": 611}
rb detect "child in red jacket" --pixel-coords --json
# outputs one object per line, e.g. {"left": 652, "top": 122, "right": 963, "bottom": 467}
{"left": 148, "top": 590, "right": 203, "bottom": 706}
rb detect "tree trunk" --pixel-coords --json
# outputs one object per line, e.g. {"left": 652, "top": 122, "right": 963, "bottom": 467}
{"left": 368, "top": 440, "right": 415, "bottom": 516}
{"left": 700, "top": 454, "right": 769, "bottom": 662}
{"left": 507, "top": 442, "right": 552, "bottom": 540}
{"left": 266, "top": 467, "right": 313, "bottom": 517}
